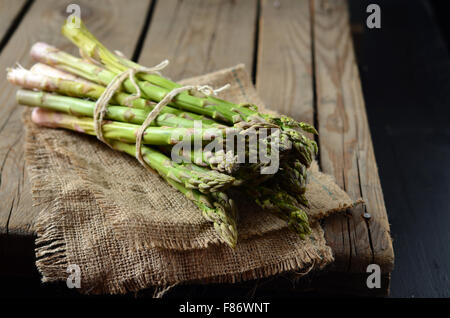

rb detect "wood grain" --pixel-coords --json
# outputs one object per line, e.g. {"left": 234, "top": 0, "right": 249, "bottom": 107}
{"left": 0, "top": 0, "right": 151, "bottom": 236}
{"left": 256, "top": 0, "right": 314, "bottom": 125}
{"left": 0, "top": 0, "right": 27, "bottom": 44}
{"left": 138, "top": 0, "right": 257, "bottom": 81}
{"left": 312, "top": 0, "right": 393, "bottom": 272}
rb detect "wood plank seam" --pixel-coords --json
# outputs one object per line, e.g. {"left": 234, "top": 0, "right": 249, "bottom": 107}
{"left": 131, "top": 0, "right": 156, "bottom": 62}
{"left": 251, "top": 0, "right": 261, "bottom": 83}
{"left": 256, "top": 0, "right": 314, "bottom": 126}
{"left": 0, "top": 0, "right": 32, "bottom": 54}
{"left": 309, "top": 0, "right": 321, "bottom": 161}
{"left": 138, "top": 0, "right": 257, "bottom": 80}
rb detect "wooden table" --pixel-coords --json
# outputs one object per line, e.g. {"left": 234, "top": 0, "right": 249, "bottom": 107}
{"left": 0, "top": 0, "right": 394, "bottom": 296}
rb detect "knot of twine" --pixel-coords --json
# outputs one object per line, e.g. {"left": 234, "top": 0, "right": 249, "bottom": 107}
{"left": 134, "top": 84, "right": 229, "bottom": 170}
{"left": 92, "top": 55, "right": 229, "bottom": 172}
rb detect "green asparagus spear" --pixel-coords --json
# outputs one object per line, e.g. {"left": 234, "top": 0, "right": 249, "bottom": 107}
{"left": 167, "top": 145, "right": 239, "bottom": 175}
{"left": 16, "top": 89, "right": 224, "bottom": 130}
{"left": 59, "top": 19, "right": 319, "bottom": 137}
{"left": 108, "top": 139, "right": 234, "bottom": 193}
{"left": 246, "top": 184, "right": 311, "bottom": 239}
{"left": 31, "top": 41, "right": 242, "bottom": 124}
{"left": 24, "top": 102, "right": 234, "bottom": 147}
{"left": 278, "top": 160, "right": 307, "bottom": 195}
{"left": 162, "top": 176, "right": 238, "bottom": 248}
{"left": 58, "top": 20, "right": 319, "bottom": 171}
{"left": 31, "top": 107, "right": 235, "bottom": 193}
{"left": 7, "top": 66, "right": 219, "bottom": 127}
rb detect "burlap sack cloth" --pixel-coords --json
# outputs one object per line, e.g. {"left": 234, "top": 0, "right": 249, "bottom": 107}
{"left": 24, "top": 64, "right": 359, "bottom": 294}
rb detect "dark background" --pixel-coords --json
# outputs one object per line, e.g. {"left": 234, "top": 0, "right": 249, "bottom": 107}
{"left": 349, "top": 0, "right": 450, "bottom": 297}
{"left": 1, "top": 0, "right": 450, "bottom": 298}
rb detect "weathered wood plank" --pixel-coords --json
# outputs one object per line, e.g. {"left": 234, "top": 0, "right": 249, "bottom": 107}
{"left": 0, "top": 0, "right": 27, "bottom": 45}
{"left": 256, "top": 0, "right": 314, "bottom": 126}
{"left": 139, "top": 0, "right": 257, "bottom": 81}
{"left": 312, "top": 0, "right": 393, "bottom": 272}
{"left": 0, "top": 0, "right": 151, "bottom": 236}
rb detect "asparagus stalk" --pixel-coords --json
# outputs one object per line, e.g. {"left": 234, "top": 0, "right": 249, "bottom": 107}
{"left": 17, "top": 89, "right": 240, "bottom": 141}
{"left": 167, "top": 145, "right": 239, "bottom": 175}
{"left": 29, "top": 43, "right": 306, "bottom": 175}
{"left": 283, "top": 127, "right": 318, "bottom": 167}
{"left": 31, "top": 42, "right": 243, "bottom": 124}
{"left": 61, "top": 20, "right": 238, "bottom": 116}
{"left": 162, "top": 175, "right": 238, "bottom": 248}
{"left": 246, "top": 184, "right": 311, "bottom": 239}
{"left": 31, "top": 62, "right": 94, "bottom": 84}
{"left": 278, "top": 160, "right": 307, "bottom": 195}
{"left": 60, "top": 19, "right": 261, "bottom": 122}
{"left": 31, "top": 108, "right": 235, "bottom": 193}
{"left": 13, "top": 87, "right": 206, "bottom": 129}
{"left": 108, "top": 139, "right": 235, "bottom": 193}
{"left": 191, "top": 148, "right": 239, "bottom": 175}
{"left": 30, "top": 63, "right": 220, "bottom": 126}
{"left": 24, "top": 100, "right": 235, "bottom": 148}
{"left": 16, "top": 88, "right": 241, "bottom": 174}
{"left": 8, "top": 66, "right": 219, "bottom": 127}
{"left": 58, "top": 21, "right": 319, "bottom": 172}
{"left": 59, "top": 19, "right": 319, "bottom": 135}
{"left": 275, "top": 160, "right": 310, "bottom": 207}
{"left": 14, "top": 88, "right": 267, "bottom": 176}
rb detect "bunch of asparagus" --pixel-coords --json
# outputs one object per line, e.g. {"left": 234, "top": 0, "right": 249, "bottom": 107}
{"left": 6, "top": 19, "right": 318, "bottom": 248}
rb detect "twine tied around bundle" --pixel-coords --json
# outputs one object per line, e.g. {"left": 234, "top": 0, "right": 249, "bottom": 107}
{"left": 133, "top": 83, "right": 230, "bottom": 169}
{"left": 92, "top": 56, "right": 230, "bottom": 172}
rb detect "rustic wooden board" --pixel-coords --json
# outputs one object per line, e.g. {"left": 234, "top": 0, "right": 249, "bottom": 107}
{"left": 0, "top": 0, "right": 152, "bottom": 236}
{"left": 138, "top": 0, "right": 257, "bottom": 80}
{"left": 256, "top": 0, "right": 314, "bottom": 127}
{"left": 312, "top": 0, "right": 393, "bottom": 273}
{"left": 0, "top": 0, "right": 394, "bottom": 294}
{"left": 0, "top": 0, "right": 27, "bottom": 43}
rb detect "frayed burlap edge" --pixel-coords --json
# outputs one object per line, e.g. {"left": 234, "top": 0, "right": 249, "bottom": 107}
{"left": 25, "top": 127, "right": 69, "bottom": 283}
{"left": 76, "top": 226, "right": 333, "bottom": 295}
